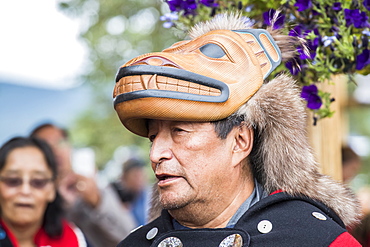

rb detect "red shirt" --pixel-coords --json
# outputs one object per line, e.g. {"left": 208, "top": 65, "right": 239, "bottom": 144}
{"left": 0, "top": 219, "right": 84, "bottom": 247}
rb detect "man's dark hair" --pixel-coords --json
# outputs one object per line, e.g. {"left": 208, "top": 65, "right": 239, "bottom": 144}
{"left": 211, "top": 114, "right": 262, "bottom": 182}
{"left": 30, "top": 123, "right": 69, "bottom": 140}
{"left": 0, "top": 137, "right": 64, "bottom": 238}
{"left": 123, "top": 158, "right": 146, "bottom": 174}
{"left": 211, "top": 114, "right": 245, "bottom": 139}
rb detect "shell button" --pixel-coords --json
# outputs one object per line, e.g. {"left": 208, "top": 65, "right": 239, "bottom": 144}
{"left": 146, "top": 227, "right": 158, "bottom": 240}
{"left": 257, "top": 220, "right": 273, "bottom": 234}
{"left": 312, "top": 212, "right": 327, "bottom": 221}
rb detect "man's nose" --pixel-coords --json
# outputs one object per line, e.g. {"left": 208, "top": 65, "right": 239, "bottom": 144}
{"left": 150, "top": 133, "right": 173, "bottom": 168}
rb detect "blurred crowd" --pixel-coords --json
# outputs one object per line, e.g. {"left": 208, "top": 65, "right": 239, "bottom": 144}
{"left": 0, "top": 123, "right": 151, "bottom": 247}
{"left": 2, "top": 121, "right": 370, "bottom": 246}
{"left": 342, "top": 145, "right": 370, "bottom": 246}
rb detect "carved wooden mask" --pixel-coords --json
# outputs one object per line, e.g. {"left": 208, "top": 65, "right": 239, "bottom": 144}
{"left": 113, "top": 29, "right": 281, "bottom": 137}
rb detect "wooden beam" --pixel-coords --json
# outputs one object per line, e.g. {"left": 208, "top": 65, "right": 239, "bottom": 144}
{"left": 307, "top": 75, "right": 348, "bottom": 181}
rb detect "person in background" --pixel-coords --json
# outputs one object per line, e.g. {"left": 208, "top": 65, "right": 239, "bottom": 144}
{"left": 30, "top": 123, "right": 136, "bottom": 247}
{"left": 342, "top": 146, "right": 362, "bottom": 184}
{"left": 0, "top": 136, "right": 88, "bottom": 247}
{"left": 111, "top": 158, "right": 151, "bottom": 226}
{"left": 341, "top": 146, "right": 370, "bottom": 246}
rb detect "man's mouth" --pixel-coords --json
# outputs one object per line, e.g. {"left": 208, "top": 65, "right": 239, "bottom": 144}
{"left": 156, "top": 174, "right": 182, "bottom": 186}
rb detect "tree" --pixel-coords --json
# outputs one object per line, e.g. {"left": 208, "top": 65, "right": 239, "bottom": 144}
{"left": 58, "top": 0, "right": 179, "bottom": 168}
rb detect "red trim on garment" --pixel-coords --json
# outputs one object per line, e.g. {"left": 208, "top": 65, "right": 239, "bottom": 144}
{"left": 329, "top": 232, "right": 361, "bottom": 246}
{"left": 0, "top": 219, "right": 19, "bottom": 247}
{"left": 270, "top": 189, "right": 283, "bottom": 195}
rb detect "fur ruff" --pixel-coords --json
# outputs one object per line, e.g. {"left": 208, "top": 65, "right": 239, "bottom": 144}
{"left": 238, "top": 74, "right": 360, "bottom": 227}
{"left": 148, "top": 13, "right": 360, "bottom": 227}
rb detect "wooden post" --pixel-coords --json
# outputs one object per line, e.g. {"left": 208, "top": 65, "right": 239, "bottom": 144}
{"left": 306, "top": 75, "right": 348, "bottom": 181}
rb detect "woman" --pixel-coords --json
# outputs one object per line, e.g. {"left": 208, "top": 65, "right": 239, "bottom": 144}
{"left": 0, "top": 137, "right": 88, "bottom": 247}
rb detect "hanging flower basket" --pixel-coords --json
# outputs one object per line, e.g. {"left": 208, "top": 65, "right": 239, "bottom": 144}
{"left": 160, "top": 0, "right": 370, "bottom": 124}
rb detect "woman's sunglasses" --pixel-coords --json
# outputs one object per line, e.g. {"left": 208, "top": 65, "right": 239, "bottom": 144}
{"left": 0, "top": 176, "right": 53, "bottom": 189}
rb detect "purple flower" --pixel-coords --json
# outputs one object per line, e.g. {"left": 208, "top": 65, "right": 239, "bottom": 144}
{"left": 167, "top": 0, "right": 197, "bottom": 15}
{"left": 298, "top": 47, "right": 310, "bottom": 60}
{"left": 312, "top": 9, "right": 319, "bottom": 16}
{"left": 332, "top": 2, "right": 342, "bottom": 11}
{"left": 289, "top": 25, "right": 303, "bottom": 37}
{"left": 263, "top": 9, "right": 286, "bottom": 29}
{"left": 344, "top": 9, "right": 369, "bottom": 28}
{"left": 160, "top": 13, "right": 179, "bottom": 28}
{"left": 292, "top": 27, "right": 318, "bottom": 60}
{"left": 301, "top": 84, "right": 322, "bottom": 110}
{"left": 356, "top": 49, "right": 370, "bottom": 70}
{"left": 199, "top": 0, "right": 218, "bottom": 7}
{"left": 307, "top": 35, "right": 319, "bottom": 59}
{"left": 294, "top": 0, "right": 312, "bottom": 11}
{"left": 286, "top": 60, "right": 300, "bottom": 75}
{"left": 364, "top": 0, "right": 370, "bottom": 11}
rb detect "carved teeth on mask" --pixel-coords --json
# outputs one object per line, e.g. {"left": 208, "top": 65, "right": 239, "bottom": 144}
{"left": 113, "top": 65, "right": 229, "bottom": 105}
{"left": 254, "top": 50, "right": 265, "bottom": 58}
{"left": 115, "top": 74, "right": 221, "bottom": 96}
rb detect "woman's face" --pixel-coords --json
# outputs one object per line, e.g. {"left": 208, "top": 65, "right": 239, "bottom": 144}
{"left": 0, "top": 146, "right": 55, "bottom": 228}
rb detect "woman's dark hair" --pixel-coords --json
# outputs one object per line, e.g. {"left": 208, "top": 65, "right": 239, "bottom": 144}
{"left": 0, "top": 137, "right": 64, "bottom": 237}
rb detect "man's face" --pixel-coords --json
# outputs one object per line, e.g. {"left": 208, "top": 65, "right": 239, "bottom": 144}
{"left": 148, "top": 120, "right": 238, "bottom": 211}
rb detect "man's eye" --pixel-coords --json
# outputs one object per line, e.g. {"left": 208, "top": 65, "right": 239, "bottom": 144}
{"left": 173, "top": 128, "right": 185, "bottom": 133}
{"left": 199, "top": 43, "right": 226, "bottom": 58}
{"left": 149, "top": 134, "right": 156, "bottom": 142}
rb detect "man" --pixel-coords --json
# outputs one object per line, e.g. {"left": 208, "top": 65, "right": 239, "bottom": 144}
{"left": 30, "top": 123, "right": 136, "bottom": 247}
{"left": 111, "top": 158, "right": 151, "bottom": 226}
{"left": 113, "top": 13, "right": 361, "bottom": 246}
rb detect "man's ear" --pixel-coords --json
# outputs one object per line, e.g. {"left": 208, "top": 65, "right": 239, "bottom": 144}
{"left": 231, "top": 124, "right": 254, "bottom": 167}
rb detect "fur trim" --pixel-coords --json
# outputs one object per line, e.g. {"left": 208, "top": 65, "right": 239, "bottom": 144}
{"left": 189, "top": 12, "right": 254, "bottom": 39}
{"left": 237, "top": 74, "right": 360, "bottom": 226}
{"left": 148, "top": 183, "right": 162, "bottom": 222}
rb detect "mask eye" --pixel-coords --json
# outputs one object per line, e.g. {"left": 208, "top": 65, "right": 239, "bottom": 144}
{"left": 199, "top": 43, "right": 226, "bottom": 58}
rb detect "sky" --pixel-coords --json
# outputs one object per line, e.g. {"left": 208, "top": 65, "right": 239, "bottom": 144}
{"left": 0, "top": 0, "right": 86, "bottom": 89}
{"left": 0, "top": 1, "right": 91, "bottom": 144}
